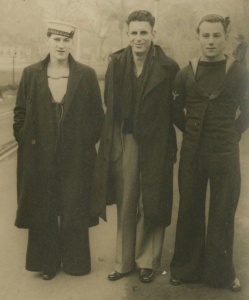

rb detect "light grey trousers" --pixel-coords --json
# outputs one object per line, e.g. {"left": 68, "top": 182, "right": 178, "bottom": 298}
{"left": 111, "top": 134, "right": 165, "bottom": 273}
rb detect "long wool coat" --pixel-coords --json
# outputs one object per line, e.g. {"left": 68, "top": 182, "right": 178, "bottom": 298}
{"left": 13, "top": 54, "right": 104, "bottom": 230}
{"left": 92, "top": 45, "right": 179, "bottom": 227}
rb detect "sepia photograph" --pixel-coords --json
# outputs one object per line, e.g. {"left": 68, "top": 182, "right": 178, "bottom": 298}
{"left": 0, "top": 0, "right": 249, "bottom": 299}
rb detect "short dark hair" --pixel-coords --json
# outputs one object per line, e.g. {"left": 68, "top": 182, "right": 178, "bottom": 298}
{"left": 197, "top": 14, "right": 230, "bottom": 34}
{"left": 126, "top": 10, "right": 155, "bottom": 28}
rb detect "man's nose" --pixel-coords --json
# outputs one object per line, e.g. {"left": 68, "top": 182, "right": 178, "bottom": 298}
{"left": 58, "top": 40, "right": 65, "bottom": 47}
{"left": 208, "top": 36, "right": 214, "bottom": 44}
{"left": 135, "top": 34, "right": 142, "bottom": 41}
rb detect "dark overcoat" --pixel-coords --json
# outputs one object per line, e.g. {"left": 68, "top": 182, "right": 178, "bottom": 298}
{"left": 13, "top": 54, "right": 104, "bottom": 230}
{"left": 92, "top": 45, "right": 179, "bottom": 227}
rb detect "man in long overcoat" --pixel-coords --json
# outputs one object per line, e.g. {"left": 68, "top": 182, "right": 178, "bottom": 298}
{"left": 13, "top": 21, "right": 104, "bottom": 280}
{"left": 92, "top": 10, "right": 179, "bottom": 283}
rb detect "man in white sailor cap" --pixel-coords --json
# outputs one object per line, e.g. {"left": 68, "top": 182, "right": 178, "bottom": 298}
{"left": 13, "top": 20, "right": 104, "bottom": 280}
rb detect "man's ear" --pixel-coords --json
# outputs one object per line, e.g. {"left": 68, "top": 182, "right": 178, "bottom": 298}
{"left": 152, "top": 30, "right": 157, "bottom": 39}
{"left": 45, "top": 36, "right": 49, "bottom": 46}
{"left": 195, "top": 26, "right": 199, "bottom": 41}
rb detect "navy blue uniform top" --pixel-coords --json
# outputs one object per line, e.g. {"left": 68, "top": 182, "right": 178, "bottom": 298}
{"left": 172, "top": 58, "right": 249, "bottom": 155}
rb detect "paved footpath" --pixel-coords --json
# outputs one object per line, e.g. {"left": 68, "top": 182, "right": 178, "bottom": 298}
{"left": 0, "top": 91, "right": 15, "bottom": 114}
{"left": 1, "top": 131, "right": 249, "bottom": 300}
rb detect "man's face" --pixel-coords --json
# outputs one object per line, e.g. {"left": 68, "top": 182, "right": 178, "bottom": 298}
{"left": 197, "top": 21, "right": 227, "bottom": 61}
{"left": 46, "top": 34, "right": 73, "bottom": 62}
{"left": 127, "top": 21, "right": 155, "bottom": 56}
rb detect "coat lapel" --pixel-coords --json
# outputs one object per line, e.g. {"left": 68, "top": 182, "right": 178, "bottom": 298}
{"left": 143, "top": 48, "right": 170, "bottom": 97}
{"left": 34, "top": 54, "right": 83, "bottom": 119}
{"left": 35, "top": 57, "right": 53, "bottom": 113}
{"left": 143, "top": 60, "right": 168, "bottom": 97}
{"left": 112, "top": 45, "right": 171, "bottom": 99}
{"left": 62, "top": 55, "right": 83, "bottom": 118}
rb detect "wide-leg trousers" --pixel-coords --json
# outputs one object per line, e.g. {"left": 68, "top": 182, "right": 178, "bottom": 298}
{"left": 26, "top": 220, "right": 91, "bottom": 275}
{"left": 111, "top": 134, "right": 165, "bottom": 274}
{"left": 170, "top": 152, "right": 241, "bottom": 286}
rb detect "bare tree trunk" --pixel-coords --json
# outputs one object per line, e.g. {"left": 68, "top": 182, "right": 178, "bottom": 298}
{"left": 119, "top": 0, "right": 126, "bottom": 48}
{"left": 75, "top": 30, "right": 81, "bottom": 60}
{"left": 243, "top": 0, "right": 249, "bottom": 40}
{"left": 153, "top": 0, "right": 160, "bottom": 32}
{"left": 118, "top": 21, "right": 124, "bottom": 48}
{"left": 96, "top": 37, "right": 105, "bottom": 61}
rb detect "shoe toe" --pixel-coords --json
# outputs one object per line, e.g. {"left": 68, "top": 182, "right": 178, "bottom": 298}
{"left": 108, "top": 271, "right": 124, "bottom": 281}
{"left": 169, "top": 277, "right": 182, "bottom": 286}
{"left": 42, "top": 271, "right": 56, "bottom": 280}
{"left": 229, "top": 278, "right": 241, "bottom": 292}
{"left": 139, "top": 269, "right": 154, "bottom": 283}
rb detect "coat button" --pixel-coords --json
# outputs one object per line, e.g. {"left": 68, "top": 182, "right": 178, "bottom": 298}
{"left": 31, "top": 139, "right": 36, "bottom": 145}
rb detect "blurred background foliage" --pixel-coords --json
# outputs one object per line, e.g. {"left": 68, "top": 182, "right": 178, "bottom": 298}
{"left": 0, "top": 0, "right": 248, "bottom": 72}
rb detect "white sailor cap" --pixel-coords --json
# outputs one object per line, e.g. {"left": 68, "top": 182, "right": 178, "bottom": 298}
{"left": 47, "top": 20, "right": 76, "bottom": 38}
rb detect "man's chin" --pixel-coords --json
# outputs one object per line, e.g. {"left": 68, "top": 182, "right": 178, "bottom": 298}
{"left": 205, "top": 51, "right": 218, "bottom": 58}
{"left": 55, "top": 55, "right": 68, "bottom": 61}
{"left": 132, "top": 49, "right": 147, "bottom": 56}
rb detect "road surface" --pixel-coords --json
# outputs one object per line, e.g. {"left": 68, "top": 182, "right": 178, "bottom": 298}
{"left": 1, "top": 129, "right": 249, "bottom": 299}
{"left": 1, "top": 87, "right": 249, "bottom": 299}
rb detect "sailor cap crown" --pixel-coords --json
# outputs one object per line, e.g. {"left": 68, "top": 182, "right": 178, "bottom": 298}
{"left": 47, "top": 20, "right": 76, "bottom": 38}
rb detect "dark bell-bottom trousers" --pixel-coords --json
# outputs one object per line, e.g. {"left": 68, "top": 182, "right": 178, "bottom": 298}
{"left": 26, "top": 220, "right": 91, "bottom": 275}
{"left": 170, "top": 152, "right": 240, "bottom": 287}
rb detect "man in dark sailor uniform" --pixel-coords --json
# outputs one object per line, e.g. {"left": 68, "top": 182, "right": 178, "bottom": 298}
{"left": 170, "top": 14, "right": 249, "bottom": 292}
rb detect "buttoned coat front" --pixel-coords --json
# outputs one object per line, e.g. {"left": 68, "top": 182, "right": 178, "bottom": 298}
{"left": 92, "top": 45, "right": 179, "bottom": 227}
{"left": 14, "top": 54, "right": 104, "bottom": 230}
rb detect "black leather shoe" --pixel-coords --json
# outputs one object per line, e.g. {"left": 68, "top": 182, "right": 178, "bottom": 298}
{"left": 42, "top": 271, "right": 57, "bottom": 280}
{"left": 64, "top": 269, "right": 91, "bottom": 276}
{"left": 229, "top": 278, "right": 241, "bottom": 292}
{"left": 108, "top": 271, "right": 125, "bottom": 281}
{"left": 169, "top": 277, "right": 182, "bottom": 286}
{"left": 42, "top": 263, "right": 60, "bottom": 280}
{"left": 139, "top": 269, "right": 154, "bottom": 283}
